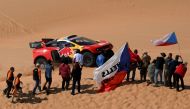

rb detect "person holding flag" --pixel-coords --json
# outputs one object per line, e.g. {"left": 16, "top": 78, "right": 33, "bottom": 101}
{"left": 174, "top": 62, "right": 188, "bottom": 91}
{"left": 168, "top": 55, "right": 183, "bottom": 88}
{"left": 126, "top": 49, "right": 141, "bottom": 82}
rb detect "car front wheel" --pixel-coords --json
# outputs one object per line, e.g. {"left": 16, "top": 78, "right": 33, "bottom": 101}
{"left": 83, "top": 52, "right": 95, "bottom": 67}
{"left": 35, "top": 57, "right": 47, "bottom": 69}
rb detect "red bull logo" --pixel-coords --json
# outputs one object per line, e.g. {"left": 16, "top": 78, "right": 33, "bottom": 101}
{"left": 59, "top": 47, "right": 73, "bottom": 57}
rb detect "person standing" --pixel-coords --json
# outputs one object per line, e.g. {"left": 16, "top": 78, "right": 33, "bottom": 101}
{"left": 174, "top": 62, "right": 187, "bottom": 91}
{"left": 140, "top": 52, "right": 151, "bottom": 82}
{"left": 164, "top": 53, "right": 173, "bottom": 86}
{"left": 73, "top": 49, "right": 83, "bottom": 66}
{"left": 127, "top": 49, "right": 141, "bottom": 81}
{"left": 168, "top": 55, "right": 183, "bottom": 88}
{"left": 59, "top": 59, "right": 71, "bottom": 91}
{"left": 154, "top": 53, "right": 166, "bottom": 86}
{"left": 71, "top": 62, "right": 82, "bottom": 95}
{"left": 147, "top": 59, "right": 156, "bottom": 85}
{"left": 32, "top": 63, "right": 41, "bottom": 95}
{"left": 12, "top": 73, "right": 22, "bottom": 100}
{"left": 96, "top": 50, "right": 106, "bottom": 67}
{"left": 43, "top": 60, "right": 54, "bottom": 95}
{"left": 3, "top": 67, "right": 15, "bottom": 98}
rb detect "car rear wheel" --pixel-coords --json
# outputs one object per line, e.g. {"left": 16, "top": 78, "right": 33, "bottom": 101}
{"left": 35, "top": 57, "right": 47, "bottom": 69}
{"left": 83, "top": 52, "right": 95, "bottom": 67}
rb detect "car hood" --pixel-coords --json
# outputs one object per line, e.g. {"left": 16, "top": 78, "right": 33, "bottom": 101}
{"left": 82, "top": 40, "right": 112, "bottom": 52}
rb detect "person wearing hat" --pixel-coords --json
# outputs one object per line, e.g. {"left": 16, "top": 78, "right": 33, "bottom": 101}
{"left": 168, "top": 55, "right": 183, "bottom": 88}
{"left": 154, "top": 53, "right": 166, "bottom": 86}
{"left": 3, "top": 67, "right": 15, "bottom": 98}
{"left": 32, "top": 63, "right": 42, "bottom": 95}
{"left": 174, "top": 62, "right": 188, "bottom": 91}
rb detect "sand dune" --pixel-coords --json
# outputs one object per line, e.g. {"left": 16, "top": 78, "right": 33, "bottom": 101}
{"left": 0, "top": 0, "right": 190, "bottom": 109}
{"left": 0, "top": 11, "right": 31, "bottom": 37}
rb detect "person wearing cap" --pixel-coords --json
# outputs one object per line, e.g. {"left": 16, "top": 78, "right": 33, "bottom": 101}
{"left": 154, "top": 53, "right": 166, "bottom": 86}
{"left": 3, "top": 67, "right": 15, "bottom": 98}
{"left": 164, "top": 53, "right": 173, "bottom": 86}
{"left": 174, "top": 62, "right": 187, "bottom": 91}
{"left": 168, "top": 55, "right": 183, "bottom": 88}
{"left": 32, "top": 63, "right": 42, "bottom": 95}
{"left": 12, "top": 73, "right": 23, "bottom": 99}
{"left": 43, "top": 60, "right": 54, "bottom": 95}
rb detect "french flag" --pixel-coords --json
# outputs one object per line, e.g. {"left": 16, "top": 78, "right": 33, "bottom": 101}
{"left": 93, "top": 43, "right": 133, "bottom": 92}
{"left": 152, "top": 32, "right": 178, "bottom": 46}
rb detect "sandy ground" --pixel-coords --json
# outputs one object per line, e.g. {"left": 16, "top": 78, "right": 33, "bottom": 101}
{"left": 0, "top": 0, "right": 190, "bottom": 109}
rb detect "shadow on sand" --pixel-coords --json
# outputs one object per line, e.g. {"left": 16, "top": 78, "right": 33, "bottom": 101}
{"left": 81, "top": 84, "right": 97, "bottom": 94}
{"left": 40, "top": 84, "right": 97, "bottom": 95}
{"left": 12, "top": 91, "right": 48, "bottom": 104}
{"left": 184, "top": 85, "right": 190, "bottom": 90}
{"left": 120, "top": 80, "right": 143, "bottom": 86}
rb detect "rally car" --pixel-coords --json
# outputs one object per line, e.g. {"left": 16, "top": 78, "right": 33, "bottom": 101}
{"left": 29, "top": 35, "right": 114, "bottom": 67}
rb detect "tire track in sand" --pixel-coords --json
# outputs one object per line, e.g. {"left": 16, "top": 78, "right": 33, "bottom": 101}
{"left": 0, "top": 10, "right": 33, "bottom": 37}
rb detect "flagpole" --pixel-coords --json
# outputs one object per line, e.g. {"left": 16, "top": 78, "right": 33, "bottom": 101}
{"left": 177, "top": 42, "right": 182, "bottom": 57}
{"left": 175, "top": 32, "right": 182, "bottom": 57}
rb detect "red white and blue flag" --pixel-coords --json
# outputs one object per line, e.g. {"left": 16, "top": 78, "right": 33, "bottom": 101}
{"left": 151, "top": 32, "right": 178, "bottom": 46}
{"left": 93, "top": 43, "right": 131, "bottom": 92}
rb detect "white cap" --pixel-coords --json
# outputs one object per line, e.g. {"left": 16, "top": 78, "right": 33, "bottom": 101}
{"left": 36, "top": 63, "right": 40, "bottom": 67}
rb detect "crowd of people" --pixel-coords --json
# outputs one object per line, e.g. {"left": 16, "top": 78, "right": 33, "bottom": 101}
{"left": 2, "top": 49, "right": 84, "bottom": 100}
{"left": 2, "top": 48, "right": 188, "bottom": 101}
{"left": 126, "top": 49, "right": 188, "bottom": 92}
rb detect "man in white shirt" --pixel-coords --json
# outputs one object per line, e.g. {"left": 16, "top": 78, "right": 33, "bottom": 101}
{"left": 73, "top": 49, "right": 83, "bottom": 66}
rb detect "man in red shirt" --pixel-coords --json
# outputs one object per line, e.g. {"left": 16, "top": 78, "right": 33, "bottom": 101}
{"left": 126, "top": 49, "right": 141, "bottom": 81}
{"left": 175, "top": 62, "right": 188, "bottom": 91}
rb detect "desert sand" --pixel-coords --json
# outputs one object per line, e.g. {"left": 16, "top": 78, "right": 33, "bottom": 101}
{"left": 0, "top": 0, "right": 190, "bottom": 109}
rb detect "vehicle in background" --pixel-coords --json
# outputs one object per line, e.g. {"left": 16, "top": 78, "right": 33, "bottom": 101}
{"left": 29, "top": 35, "right": 114, "bottom": 67}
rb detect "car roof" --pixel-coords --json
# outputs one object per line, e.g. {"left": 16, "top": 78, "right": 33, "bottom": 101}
{"left": 58, "top": 35, "right": 79, "bottom": 41}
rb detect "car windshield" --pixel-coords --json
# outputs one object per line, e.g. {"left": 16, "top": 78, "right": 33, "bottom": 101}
{"left": 45, "top": 40, "right": 58, "bottom": 47}
{"left": 70, "top": 37, "right": 97, "bottom": 45}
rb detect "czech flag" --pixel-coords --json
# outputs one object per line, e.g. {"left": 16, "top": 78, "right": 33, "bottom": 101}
{"left": 93, "top": 43, "right": 131, "bottom": 92}
{"left": 151, "top": 32, "right": 178, "bottom": 46}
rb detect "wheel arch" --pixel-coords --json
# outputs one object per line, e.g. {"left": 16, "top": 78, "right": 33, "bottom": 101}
{"left": 34, "top": 56, "right": 48, "bottom": 64}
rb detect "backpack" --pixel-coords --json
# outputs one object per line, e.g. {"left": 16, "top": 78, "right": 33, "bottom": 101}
{"left": 33, "top": 68, "right": 39, "bottom": 80}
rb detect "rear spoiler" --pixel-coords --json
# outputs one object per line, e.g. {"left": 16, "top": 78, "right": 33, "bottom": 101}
{"left": 29, "top": 41, "right": 42, "bottom": 48}
{"left": 29, "top": 38, "right": 54, "bottom": 49}
{"left": 42, "top": 38, "right": 54, "bottom": 43}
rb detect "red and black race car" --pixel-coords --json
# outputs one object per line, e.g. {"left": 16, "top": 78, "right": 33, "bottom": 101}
{"left": 29, "top": 35, "right": 114, "bottom": 67}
